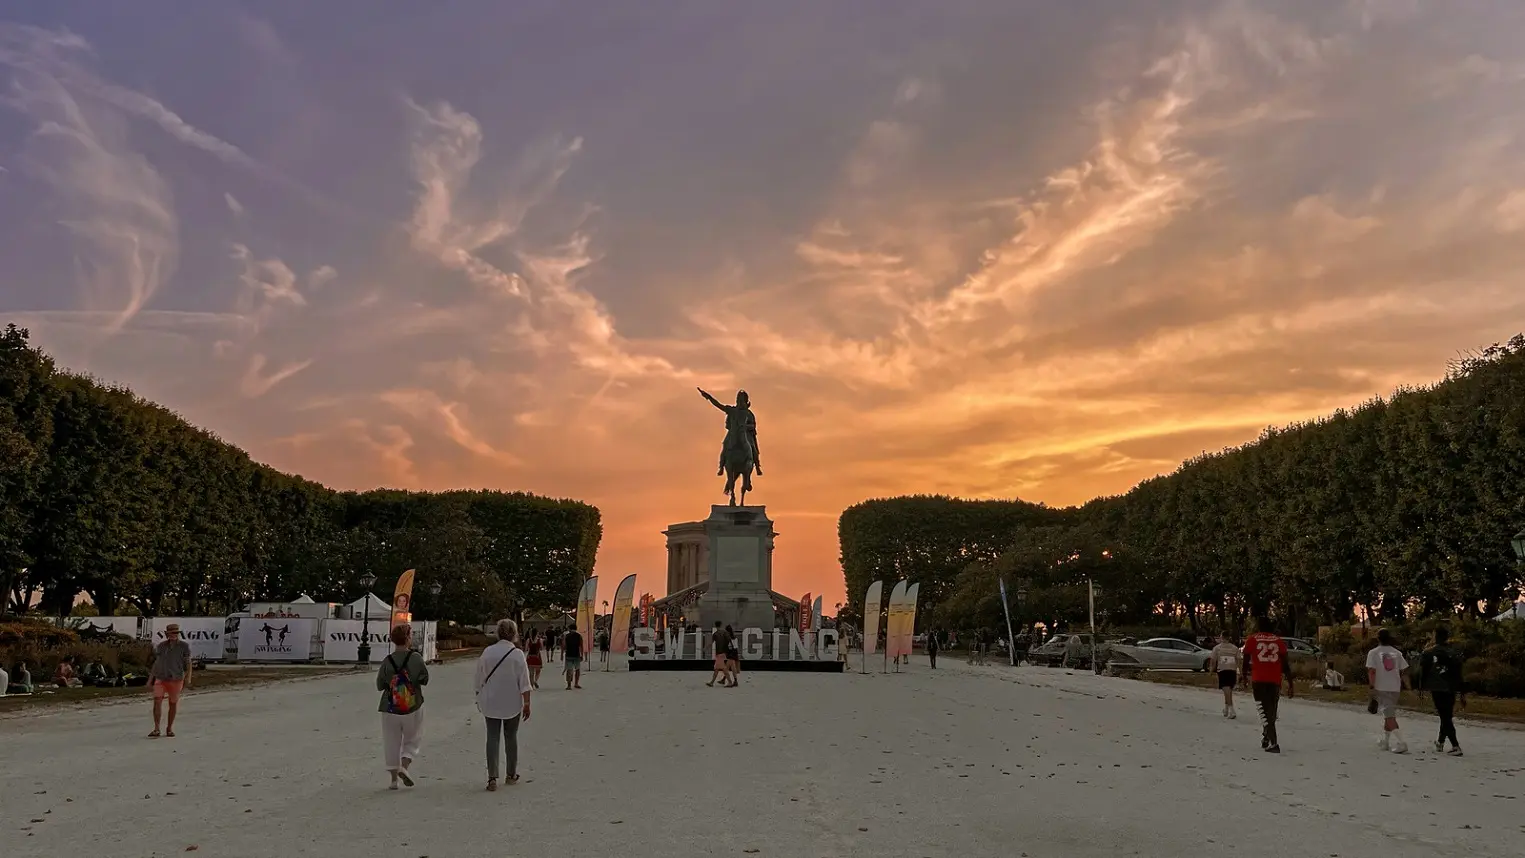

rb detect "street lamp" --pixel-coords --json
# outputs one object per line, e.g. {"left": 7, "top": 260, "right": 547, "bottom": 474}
{"left": 1512, "top": 529, "right": 1525, "bottom": 562}
{"left": 428, "top": 580, "right": 442, "bottom": 616}
{"left": 358, "top": 571, "right": 377, "bottom": 664}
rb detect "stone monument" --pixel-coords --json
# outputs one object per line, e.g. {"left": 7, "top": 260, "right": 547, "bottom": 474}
{"left": 695, "top": 504, "right": 777, "bottom": 631}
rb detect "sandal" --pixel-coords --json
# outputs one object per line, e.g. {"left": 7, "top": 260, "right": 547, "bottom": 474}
{"left": 486, "top": 778, "right": 498, "bottom": 792}
{"left": 148, "top": 730, "right": 161, "bottom": 738}
{"left": 506, "top": 774, "right": 520, "bottom": 785}
{"left": 398, "top": 769, "right": 414, "bottom": 787}
{"left": 165, "top": 730, "right": 175, "bottom": 738}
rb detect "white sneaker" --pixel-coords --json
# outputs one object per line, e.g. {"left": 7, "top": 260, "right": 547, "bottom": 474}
{"left": 1392, "top": 743, "right": 1409, "bottom": 755}
{"left": 1434, "top": 740, "right": 1444, "bottom": 753}
{"left": 1228, "top": 707, "right": 1237, "bottom": 720}
{"left": 1378, "top": 737, "right": 1390, "bottom": 751}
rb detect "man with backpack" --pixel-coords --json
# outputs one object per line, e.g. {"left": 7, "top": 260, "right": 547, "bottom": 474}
{"left": 1421, "top": 626, "right": 1466, "bottom": 756}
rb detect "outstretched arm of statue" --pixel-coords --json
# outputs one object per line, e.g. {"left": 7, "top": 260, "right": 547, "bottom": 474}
{"left": 697, "top": 387, "right": 727, "bottom": 412}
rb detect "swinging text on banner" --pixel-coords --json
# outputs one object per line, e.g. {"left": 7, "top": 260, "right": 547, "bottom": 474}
{"left": 149, "top": 618, "right": 223, "bottom": 661}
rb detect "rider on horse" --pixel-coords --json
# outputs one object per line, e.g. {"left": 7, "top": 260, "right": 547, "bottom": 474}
{"left": 698, "top": 387, "right": 763, "bottom": 479}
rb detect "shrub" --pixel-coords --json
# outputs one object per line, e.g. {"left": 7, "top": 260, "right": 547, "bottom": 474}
{"left": 2, "top": 638, "right": 154, "bottom": 679}
{"left": 0, "top": 621, "right": 81, "bottom": 647}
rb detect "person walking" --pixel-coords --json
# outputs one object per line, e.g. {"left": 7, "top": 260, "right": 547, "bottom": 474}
{"left": 561, "top": 626, "right": 584, "bottom": 689}
{"left": 148, "top": 623, "right": 193, "bottom": 738}
{"left": 1367, "top": 628, "right": 1410, "bottom": 754}
{"left": 1420, "top": 625, "right": 1466, "bottom": 756}
{"left": 707, "top": 621, "right": 732, "bottom": 687}
{"left": 724, "top": 624, "right": 741, "bottom": 686}
{"left": 1243, "top": 617, "right": 1294, "bottom": 753}
{"left": 598, "top": 629, "right": 611, "bottom": 664}
{"left": 377, "top": 624, "right": 430, "bottom": 789}
{"left": 926, "top": 627, "right": 940, "bottom": 669}
{"left": 1064, "top": 634, "right": 1083, "bottom": 670}
{"left": 525, "top": 630, "right": 544, "bottom": 689}
{"left": 1211, "top": 635, "right": 1243, "bottom": 719}
{"left": 475, "top": 619, "right": 532, "bottom": 791}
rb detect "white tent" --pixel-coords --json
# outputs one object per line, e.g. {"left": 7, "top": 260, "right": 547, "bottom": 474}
{"left": 1492, "top": 601, "right": 1525, "bottom": 621}
{"left": 292, "top": 594, "right": 316, "bottom": 604}
{"left": 342, "top": 593, "right": 392, "bottom": 620}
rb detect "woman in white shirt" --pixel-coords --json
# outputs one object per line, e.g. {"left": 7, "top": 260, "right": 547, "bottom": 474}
{"left": 474, "top": 619, "right": 533, "bottom": 791}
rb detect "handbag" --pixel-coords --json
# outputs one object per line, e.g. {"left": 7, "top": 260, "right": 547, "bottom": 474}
{"left": 475, "top": 644, "right": 516, "bottom": 711}
{"left": 1366, "top": 695, "right": 1379, "bottom": 714}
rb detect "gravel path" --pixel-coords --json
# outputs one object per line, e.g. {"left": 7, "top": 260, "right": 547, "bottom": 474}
{"left": 3, "top": 656, "right": 1524, "bottom": 857}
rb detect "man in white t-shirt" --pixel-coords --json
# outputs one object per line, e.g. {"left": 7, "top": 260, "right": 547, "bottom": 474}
{"left": 475, "top": 619, "right": 533, "bottom": 791}
{"left": 1366, "top": 628, "right": 1410, "bottom": 754}
{"left": 1211, "top": 636, "right": 1244, "bottom": 719}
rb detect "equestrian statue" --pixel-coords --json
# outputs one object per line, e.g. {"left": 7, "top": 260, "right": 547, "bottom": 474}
{"left": 697, "top": 387, "right": 762, "bottom": 506}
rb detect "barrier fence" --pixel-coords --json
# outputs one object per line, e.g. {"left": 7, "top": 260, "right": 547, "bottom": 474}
{"left": 53, "top": 616, "right": 440, "bottom": 664}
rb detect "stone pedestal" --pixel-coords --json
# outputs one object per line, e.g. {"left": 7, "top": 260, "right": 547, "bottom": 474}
{"left": 696, "top": 505, "right": 777, "bottom": 632}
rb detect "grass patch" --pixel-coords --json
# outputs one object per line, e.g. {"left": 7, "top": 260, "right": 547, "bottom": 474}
{"left": 1132, "top": 669, "right": 1525, "bottom": 725}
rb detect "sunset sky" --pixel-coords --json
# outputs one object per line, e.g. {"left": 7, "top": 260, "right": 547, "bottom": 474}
{"left": 4, "top": 1, "right": 1525, "bottom": 609}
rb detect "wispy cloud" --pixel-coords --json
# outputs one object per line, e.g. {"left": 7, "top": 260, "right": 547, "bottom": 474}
{"left": 6, "top": 1, "right": 1525, "bottom": 608}
{"left": 1, "top": 47, "right": 177, "bottom": 330}
{"left": 240, "top": 352, "right": 313, "bottom": 398}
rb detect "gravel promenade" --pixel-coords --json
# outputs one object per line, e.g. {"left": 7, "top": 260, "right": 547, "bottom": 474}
{"left": 3, "top": 655, "right": 1524, "bottom": 857}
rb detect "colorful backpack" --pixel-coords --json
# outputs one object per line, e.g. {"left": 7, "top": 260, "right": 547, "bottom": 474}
{"left": 385, "top": 653, "right": 421, "bottom": 715}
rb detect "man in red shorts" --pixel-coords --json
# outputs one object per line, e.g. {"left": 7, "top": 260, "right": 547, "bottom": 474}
{"left": 148, "top": 623, "right": 193, "bottom": 738}
{"left": 1242, "top": 616, "right": 1294, "bottom": 753}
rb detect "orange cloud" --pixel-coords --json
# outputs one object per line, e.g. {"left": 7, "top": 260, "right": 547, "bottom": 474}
{"left": 7, "top": 4, "right": 1525, "bottom": 612}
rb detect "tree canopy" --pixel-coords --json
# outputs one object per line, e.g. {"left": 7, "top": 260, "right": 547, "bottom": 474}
{"left": 0, "top": 325, "right": 602, "bottom": 620}
{"left": 841, "top": 334, "right": 1525, "bottom": 635}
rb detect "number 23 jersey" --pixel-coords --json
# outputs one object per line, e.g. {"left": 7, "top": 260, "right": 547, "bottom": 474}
{"left": 1243, "top": 632, "right": 1288, "bottom": 684}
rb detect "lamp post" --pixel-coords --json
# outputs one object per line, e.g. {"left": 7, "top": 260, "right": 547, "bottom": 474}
{"left": 1088, "top": 579, "right": 1103, "bottom": 675}
{"left": 1512, "top": 529, "right": 1525, "bottom": 563}
{"left": 428, "top": 580, "right": 442, "bottom": 616}
{"left": 1014, "top": 580, "right": 1030, "bottom": 665}
{"left": 358, "top": 571, "right": 377, "bottom": 664}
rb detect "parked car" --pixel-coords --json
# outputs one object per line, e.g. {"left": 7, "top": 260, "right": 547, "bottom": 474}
{"left": 1030, "top": 633, "right": 1103, "bottom": 668}
{"left": 1283, "top": 637, "right": 1324, "bottom": 662}
{"left": 1107, "top": 637, "right": 1213, "bottom": 672}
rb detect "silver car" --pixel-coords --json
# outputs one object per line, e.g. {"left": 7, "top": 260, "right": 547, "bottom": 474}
{"left": 1107, "top": 637, "right": 1213, "bottom": 672}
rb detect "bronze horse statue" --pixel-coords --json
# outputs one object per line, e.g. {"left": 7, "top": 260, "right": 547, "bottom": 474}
{"left": 698, "top": 388, "right": 762, "bottom": 506}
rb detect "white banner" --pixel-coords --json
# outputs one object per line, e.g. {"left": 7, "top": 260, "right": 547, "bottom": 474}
{"left": 237, "top": 617, "right": 315, "bottom": 661}
{"left": 862, "top": 580, "right": 883, "bottom": 656}
{"left": 149, "top": 618, "right": 224, "bottom": 661}
{"left": 322, "top": 619, "right": 438, "bottom": 663}
{"left": 321, "top": 619, "right": 391, "bottom": 663}
{"left": 67, "top": 616, "right": 141, "bottom": 637}
{"left": 420, "top": 621, "right": 438, "bottom": 662}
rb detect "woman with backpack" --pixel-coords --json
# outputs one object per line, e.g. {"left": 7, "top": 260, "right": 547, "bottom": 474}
{"left": 377, "top": 623, "right": 430, "bottom": 790}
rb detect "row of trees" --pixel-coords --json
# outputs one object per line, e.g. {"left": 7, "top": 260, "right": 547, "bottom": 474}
{"left": 841, "top": 335, "right": 1525, "bottom": 639}
{"left": 0, "top": 325, "right": 601, "bottom": 623}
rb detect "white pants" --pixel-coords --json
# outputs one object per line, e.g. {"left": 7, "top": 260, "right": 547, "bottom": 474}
{"left": 381, "top": 711, "right": 424, "bottom": 772}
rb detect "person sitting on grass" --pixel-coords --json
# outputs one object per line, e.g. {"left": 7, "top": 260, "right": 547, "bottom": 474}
{"left": 11, "top": 662, "right": 34, "bottom": 693}
{"left": 1322, "top": 661, "right": 1345, "bottom": 691}
{"left": 53, "top": 658, "right": 83, "bottom": 688}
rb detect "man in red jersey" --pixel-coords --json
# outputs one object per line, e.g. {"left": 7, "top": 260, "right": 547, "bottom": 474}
{"left": 1242, "top": 615, "right": 1295, "bottom": 753}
